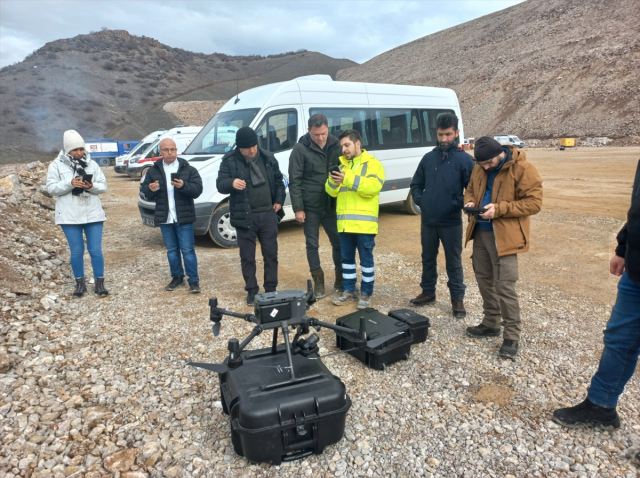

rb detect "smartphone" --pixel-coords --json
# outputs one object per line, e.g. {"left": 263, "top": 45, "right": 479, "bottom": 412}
{"left": 83, "top": 174, "right": 93, "bottom": 183}
{"left": 170, "top": 173, "right": 179, "bottom": 182}
{"left": 328, "top": 165, "right": 340, "bottom": 174}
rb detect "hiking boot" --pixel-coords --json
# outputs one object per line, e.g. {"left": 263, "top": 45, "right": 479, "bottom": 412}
{"left": 498, "top": 339, "right": 519, "bottom": 360}
{"left": 333, "top": 273, "right": 344, "bottom": 292}
{"left": 410, "top": 291, "right": 436, "bottom": 307}
{"left": 73, "top": 278, "right": 87, "bottom": 297}
{"left": 332, "top": 290, "right": 358, "bottom": 306}
{"left": 311, "top": 269, "right": 325, "bottom": 297}
{"left": 552, "top": 399, "right": 620, "bottom": 429}
{"left": 466, "top": 323, "right": 501, "bottom": 338}
{"left": 165, "top": 276, "right": 185, "bottom": 291}
{"left": 246, "top": 292, "right": 256, "bottom": 306}
{"left": 357, "top": 294, "right": 372, "bottom": 310}
{"left": 94, "top": 278, "right": 109, "bottom": 297}
{"left": 452, "top": 299, "right": 466, "bottom": 318}
{"left": 633, "top": 451, "right": 640, "bottom": 466}
{"left": 188, "top": 281, "right": 201, "bottom": 294}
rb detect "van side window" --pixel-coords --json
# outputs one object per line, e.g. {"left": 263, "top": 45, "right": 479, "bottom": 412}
{"left": 255, "top": 111, "right": 298, "bottom": 153}
{"left": 372, "top": 109, "right": 421, "bottom": 149}
{"left": 421, "top": 109, "right": 456, "bottom": 146}
{"left": 308, "top": 108, "right": 370, "bottom": 147}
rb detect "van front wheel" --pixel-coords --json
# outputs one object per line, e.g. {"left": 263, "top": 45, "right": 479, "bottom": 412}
{"left": 208, "top": 203, "right": 238, "bottom": 248}
{"left": 404, "top": 191, "right": 421, "bottom": 215}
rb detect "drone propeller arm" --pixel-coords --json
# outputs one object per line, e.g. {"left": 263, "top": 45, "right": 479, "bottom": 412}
{"left": 214, "top": 308, "right": 256, "bottom": 322}
{"left": 305, "top": 317, "right": 363, "bottom": 339}
{"left": 239, "top": 325, "right": 263, "bottom": 351}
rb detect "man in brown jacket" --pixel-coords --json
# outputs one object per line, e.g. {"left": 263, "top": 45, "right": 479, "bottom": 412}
{"left": 463, "top": 136, "right": 542, "bottom": 359}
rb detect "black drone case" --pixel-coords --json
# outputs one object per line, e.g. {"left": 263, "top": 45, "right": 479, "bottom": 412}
{"left": 219, "top": 345, "right": 351, "bottom": 465}
{"left": 335, "top": 308, "right": 413, "bottom": 370}
{"left": 387, "top": 309, "right": 431, "bottom": 343}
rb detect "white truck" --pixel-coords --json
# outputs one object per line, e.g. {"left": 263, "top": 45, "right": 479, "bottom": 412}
{"left": 494, "top": 135, "right": 525, "bottom": 148}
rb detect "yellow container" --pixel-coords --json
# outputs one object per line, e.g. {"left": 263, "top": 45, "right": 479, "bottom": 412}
{"left": 560, "top": 138, "right": 575, "bottom": 147}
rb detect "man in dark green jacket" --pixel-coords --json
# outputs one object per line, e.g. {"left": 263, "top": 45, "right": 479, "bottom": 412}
{"left": 288, "top": 113, "right": 342, "bottom": 296}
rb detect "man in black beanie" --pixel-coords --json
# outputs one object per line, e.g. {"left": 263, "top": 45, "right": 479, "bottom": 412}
{"left": 216, "top": 126, "right": 286, "bottom": 305}
{"left": 463, "top": 136, "right": 543, "bottom": 360}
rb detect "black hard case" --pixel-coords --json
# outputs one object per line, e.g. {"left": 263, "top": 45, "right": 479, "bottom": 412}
{"left": 219, "top": 345, "right": 351, "bottom": 465}
{"left": 335, "top": 308, "right": 413, "bottom": 370}
{"left": 387, "top": 309, "right": 431, "bottom": 343}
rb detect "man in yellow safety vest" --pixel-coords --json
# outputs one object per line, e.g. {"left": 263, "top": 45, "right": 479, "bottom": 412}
{"left": 326, "top": 129, "right": 385, "bottom": 309}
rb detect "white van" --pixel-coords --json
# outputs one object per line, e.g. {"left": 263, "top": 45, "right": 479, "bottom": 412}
{"left": 127, "top": 125, "right": 202, "bottom": 178}
{"left": 114, "top": 129, "right": 166, "bottom": 173}
{"left": 138, "top": 76, "right": 464, "bottom": 247}
{"left": 494, "top": 135, "right": 524, "bottom": 148}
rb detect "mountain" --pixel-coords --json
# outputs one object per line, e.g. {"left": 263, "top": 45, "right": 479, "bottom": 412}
{"left": 337, "top": 0, "right": 640, "bottom": 142}
{"left": 0, "top": 30, "right": 356, "bottom": 163}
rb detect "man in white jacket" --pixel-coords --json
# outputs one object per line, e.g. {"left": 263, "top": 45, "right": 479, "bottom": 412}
{"left": 46, "top": 130, "right": 109, "bottom": 297}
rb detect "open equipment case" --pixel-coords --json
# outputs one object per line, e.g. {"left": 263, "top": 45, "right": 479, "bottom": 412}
{"left": 186, "top": 281, "right": 379, "bottom": 465}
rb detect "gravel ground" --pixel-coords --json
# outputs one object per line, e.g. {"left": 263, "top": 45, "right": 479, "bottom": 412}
{"left": 1, "top": 164, "right": 639, "bottom": 477}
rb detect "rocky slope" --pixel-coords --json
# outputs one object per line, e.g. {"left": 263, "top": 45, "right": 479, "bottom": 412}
{"left": 337, "top": 0, "right": 640, "bottom": 142}
{"left": 0, "top": 30, "right": 356, "bottom": 163}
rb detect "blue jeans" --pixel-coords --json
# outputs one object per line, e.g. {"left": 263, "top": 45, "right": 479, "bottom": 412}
{"left": 339, "top": 233, "right": 375, "bottom": 296}
{"left": 159, "top": 222, "right": 199, "bottom": 283}
{"left": 588, "top": 272, "right": 640, "bottom": 408}
{"left": 60, "top": 222, "right": 105, "bottom": 279}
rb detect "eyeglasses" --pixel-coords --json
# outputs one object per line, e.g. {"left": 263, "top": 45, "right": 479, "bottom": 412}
{"left": 160, "top": 148, "right": 178, "bottom": 153}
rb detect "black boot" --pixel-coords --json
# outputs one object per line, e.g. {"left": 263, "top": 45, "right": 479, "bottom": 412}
{"left": 311, "top": 269, "right": 325, "bottom": 297}
{"left": 553, "top": 398, "right": 620, "bottom": 429}
{"left": 73, "top": 278, "right": 87, "bottom": 298}
{"left": 333, "top": 273, "right": 343, "bottom": 292}
{"left": 95, "top": 278, "right": 109, "bottom": 297}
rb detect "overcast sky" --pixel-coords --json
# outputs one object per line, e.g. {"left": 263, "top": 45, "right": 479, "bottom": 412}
{"left": 0, "top": 0, "right": 524, "bottom": 69}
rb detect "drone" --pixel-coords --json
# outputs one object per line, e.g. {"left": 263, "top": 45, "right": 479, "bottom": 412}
{"left": 186, "top": 280, "right": 382, "bottom": 384}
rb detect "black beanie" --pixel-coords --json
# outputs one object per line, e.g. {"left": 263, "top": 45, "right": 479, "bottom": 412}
{"left": 236, "top": 127, "right": 258, "bottom": 148}
{"left": 474, "top": 137, "right": 503, "bottom": 162}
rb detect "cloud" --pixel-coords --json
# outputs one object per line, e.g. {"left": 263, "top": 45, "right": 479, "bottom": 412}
{"left": 0, "top": 0, "right": 524, "bottom": 67}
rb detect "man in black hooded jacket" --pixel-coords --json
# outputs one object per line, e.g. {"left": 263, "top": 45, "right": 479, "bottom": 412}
{"left": 288, "top": 113, "right": 342, "bottom": 297}
{"left": 553, "top": 159, "right": 640, "bottom": 442}
{"left": 216, "top": 127, "right": 286, "bottom": 305}
{"left": 409, "top": 112, "right": 475, "bottom": 317}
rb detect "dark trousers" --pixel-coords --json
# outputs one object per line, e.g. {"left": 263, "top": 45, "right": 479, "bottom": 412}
{"left": 302, "top": 210, "right": 342, "bottom": 274}
{"left": 420, "top": 222, "right": 465, "bottom": 300}
{"left": 472, "top": 229, "right": 521, "bottom": 340}
{"left": 339, "top": 233, "right": 376, "bottom": 296}
{"left": 236, "top": 209, "right": 279, "bottom": 294}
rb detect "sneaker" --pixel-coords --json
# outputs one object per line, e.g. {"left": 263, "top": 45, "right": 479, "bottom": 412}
{"left": 498, "top": 339, "right": 519, "bottom": 360}
{"left": 165, "top": 276, "right": 185, "bottom": 291}
{"left": 553, "top": 399, "right": 620, "bottom": 429}
{"left": 357, "top": 294, "right": 372, "bottom": 310}
{"left": 410, "top": 292, "right": 436, "bottom": 307}
{"left": 188, "top": 281, "right": 201, "bottom": 294}
{"left": 451, "top": 299, "right": 466, "bottom": 318}
{"left": 466, "top": 323, "right": 501, "bottom": 338}
{"left": 332, "top": 291, "right": 358, "bottom": 306}
{"left": 246, "top": 292, "right": 256, "bottom": 306}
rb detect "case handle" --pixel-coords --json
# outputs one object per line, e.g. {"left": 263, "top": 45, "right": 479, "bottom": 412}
{"left": 282, "top": 449, "right": 314, "bottom": 462}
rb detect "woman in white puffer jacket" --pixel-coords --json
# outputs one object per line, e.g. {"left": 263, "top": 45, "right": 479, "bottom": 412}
{"left": 46, "top": 130, "right": 109, "bottom": 297}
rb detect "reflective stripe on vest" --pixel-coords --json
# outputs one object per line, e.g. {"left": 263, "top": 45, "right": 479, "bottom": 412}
{"left": 337, "top": 214, "right": 378, "bottom": 222}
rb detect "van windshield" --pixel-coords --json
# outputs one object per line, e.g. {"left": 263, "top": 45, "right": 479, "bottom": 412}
{"left": 129, "top": 141, "right": 151, "bottom": 157}
{"left": 184, "top": 108, "right": 260, "bottom": 154}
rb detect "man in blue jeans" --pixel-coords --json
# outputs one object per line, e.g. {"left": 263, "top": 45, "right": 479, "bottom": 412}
{"left": 141, "top": 138, "right": 204, "bottom": 293}
{"left": 553, "top": 159, "right": 640, "bottom": 460}
{"left": 326, "top": 130, "right": 385, "bottom": 309}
